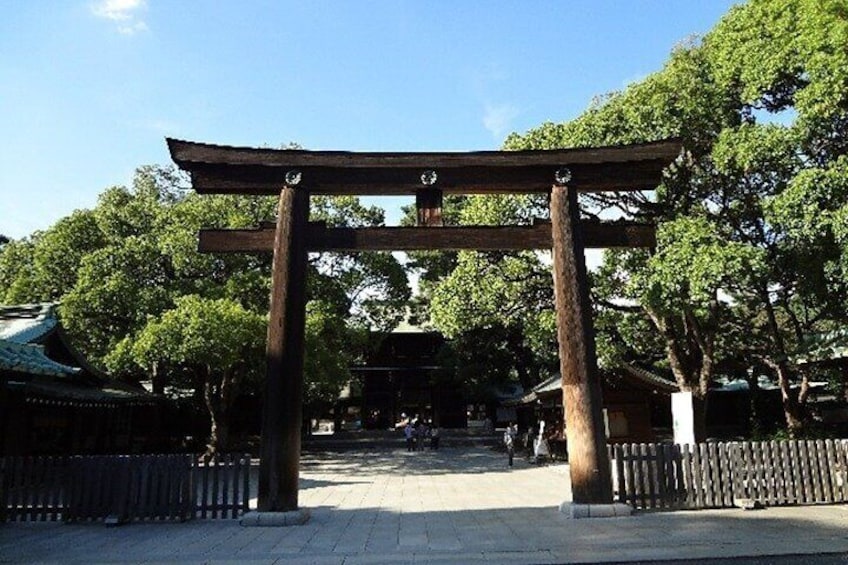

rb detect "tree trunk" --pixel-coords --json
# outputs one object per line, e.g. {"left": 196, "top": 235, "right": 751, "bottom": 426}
{"left": 203, "top": 368, "right": 232, "bottom": 455}
{"left": 760, "top": 288, "right": 805, "bottom": 436}
{"left": 841, "top": 360, "right": 848, "bottom": 404}
{"left": 746, "top": 368, "right": 761, "bottom": 438}
{"left": 645, "top": 307, "right": 711, "bottom": 441}
{"left": 774, "top": 362, "right": 804, "bottom": 436}
{"left": 333, "top": 402, "right": 343, "bottom": 435}
{"left": 303, "top": 408, "right": 312, "bottom": 437}
{"left": 508, "top": 329, "right": 537, "bottom": 391}
{"left": 151, "top": 361, "right": 164, "bottom": 395}
{"left": 206, "top": 409, "right": 230, "bottom": 456}
{"left": 193, "top": 369, "right": 205, "bottom": 407}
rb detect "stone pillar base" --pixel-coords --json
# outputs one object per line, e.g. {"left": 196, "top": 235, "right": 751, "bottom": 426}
{"left": 240, "top": 509, "right": 311, "bottom": 527}
{"left": 559, "top": 501, "right": 633, "bottom": 518}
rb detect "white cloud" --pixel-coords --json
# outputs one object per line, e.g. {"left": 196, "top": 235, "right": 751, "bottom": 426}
{"left": 91, "top": 0, "right": 148, "bottom": 34}
{"left": 118, "top": 20, "right": 148, "bottom": 35}
{"left": 482, "top": 103, "right": 520, "bottom": 139}
{"left": 471, "top": 62, "right": 509, "bottom": 93}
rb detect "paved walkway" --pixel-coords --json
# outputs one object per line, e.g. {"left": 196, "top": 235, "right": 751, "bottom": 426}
{"left": 2, "top": 446, "right": 848, "bottom": 564}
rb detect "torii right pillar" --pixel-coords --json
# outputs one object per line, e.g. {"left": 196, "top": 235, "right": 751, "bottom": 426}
{"left": 550, "top": 183, "right": 613, "bottom": 505}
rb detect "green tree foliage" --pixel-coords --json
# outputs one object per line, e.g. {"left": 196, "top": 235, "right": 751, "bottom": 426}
{"left": 418, "top": 190, "right": 557, "bottom": 392}
{"left": 0, "top": 164, "right": 409, "bottom": 452}
{"left": 0, "top": 237, "right": 39, "bottom": 304}
{"left": 400, "top": 195, "right": 468, "bottom": 288}
{"left": 310, "top": 195, "right": 411, "bottom": 330}
{"left": 430, "top": 249, "right": 556, "bottom": 389}
{"left": 0, "top": 211, "right": 105, "bottom": 304}
{"left": 303, "top": 300, "right": 366, "bottom": 411}
{"left": 64, "top": 236, "right": 174, "bottom": 361}
{"left": 456, "top": 0, "right": 848, "bottom": 437}
{"left": 129, "top": 296, "right": 265, "bottom": 454}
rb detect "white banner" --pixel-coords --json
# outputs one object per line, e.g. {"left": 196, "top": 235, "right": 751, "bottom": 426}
{"left": 672, "top": 391, "right": 696, "bottom": 446}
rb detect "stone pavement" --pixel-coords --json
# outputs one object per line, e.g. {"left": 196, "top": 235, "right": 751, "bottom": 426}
{"left": 2, "top": 446, "right": 848, "bottom": 564}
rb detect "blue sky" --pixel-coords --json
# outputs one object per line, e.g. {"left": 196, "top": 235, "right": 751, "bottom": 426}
{"left": 2, "top": 0, "right": 738, "bottom": 239}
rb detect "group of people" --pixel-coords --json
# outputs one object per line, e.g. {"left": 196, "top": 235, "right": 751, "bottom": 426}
{"left": 403, "top": 417, "right": 440, "bottom": 451}
{"left": 504, "top": 420, "right": 562, "bottom": 467}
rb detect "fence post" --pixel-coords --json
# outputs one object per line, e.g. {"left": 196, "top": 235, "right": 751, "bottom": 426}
{"left": 779, "top": 441, "right": 794, "bottom": 504}
{"left": 826, "top": 440, "right": 840, "bottom": 503}
{"left": 766, "top": 440, "right": 779, "bottom": 506}
{"left": 653, "top": 443, "right": 666, "bottom": 509}
{"left": 0, "top": 457, "right": 6, "bottom": 522}
{"left": 232, "top": 454, "right": 241, "bottom": 519}
{"left": 839, "top": 440, "right": 848, "bottom": 502}
{"left": 815, "top": 440, "right": 832, "bottom": 503}
{"left": 212, "top": 455, "right": 221, "bottom": 519}
{"left": 242, "top": 454, "right": 251, "bottom": 514}
{"left": 805, "top": 440, "right": 817, "bottom": 504}
{"left": 48, "top": 456, "right": 62, "bottom": 521}
{"left": 188, "top": 455, "right": 199, "bottom": 521}
{"left": 704, "top": 442, "right": 716, "bottom": 507}
{"left": 111, "top": 456, "right": 130, "bottom": 524}
{"left": 179, "top": 454, "right": 192, "bottom": 521}
{"left": 200, "top": 454, "right": 209, "bottom": 519}
{"left": 788, "top": 440, "right": 802, "bottom": 504}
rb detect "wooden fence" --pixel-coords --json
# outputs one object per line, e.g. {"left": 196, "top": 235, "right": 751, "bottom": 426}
{"left": 1, "top": 453, "right": 251, "bottom": 523}
{"left": 609, "top": 439, "right": 848, "bottom": 510}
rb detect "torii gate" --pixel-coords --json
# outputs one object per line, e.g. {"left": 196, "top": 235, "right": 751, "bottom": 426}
{"left": 168, "top": 137, "right": 681, "bottom": 514}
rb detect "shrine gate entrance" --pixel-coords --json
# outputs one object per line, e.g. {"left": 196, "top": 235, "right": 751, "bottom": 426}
{"left": 168, "top": 138, "right": 681, "bottom": 512}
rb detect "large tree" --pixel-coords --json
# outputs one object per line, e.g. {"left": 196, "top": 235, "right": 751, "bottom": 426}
{"left": 510, "top": 0, "right": 847, "bottom": 437}
{"left": 129, "top": 296, "right": 266, "bottom": 455}
{"left": 0, "top": 164, "right": 410, "bottom": 452}
{"left": 429, "top": 0, "right": 848, "bottom": 438}
{"left": 410, "top": 192, "right": 558, "bottom": 395}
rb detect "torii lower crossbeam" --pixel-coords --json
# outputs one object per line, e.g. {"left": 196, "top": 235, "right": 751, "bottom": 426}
{"left": 198, "top": 221, "right": 655, "bottom": 253}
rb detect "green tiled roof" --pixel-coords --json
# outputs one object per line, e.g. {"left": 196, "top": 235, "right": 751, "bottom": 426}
{"left": 619, "top": 362, "right": 679, "bottom": 393}
{"left": 20, "top": 380, "right": 149, "bottom": 403}
{"left": 0, "top": 303, "right": 157, "bottom": 405}
{"left": 507, "top": 375, "right": 559, "bottom": 406}
{"left": 0, "top": 303, "right": 59, "bottom": 344}
{"left": 0, "top": 340, "right": 80, "bottom": 377}
{"left": 504, "top": 364, "right": 679, "bottom": 407}
{"left": 795, "top": 328, "right": 848, "bottom": 365}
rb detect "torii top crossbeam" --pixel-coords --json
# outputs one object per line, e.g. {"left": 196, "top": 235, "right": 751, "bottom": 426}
{"left": 166, "top": 138, "right": 681, "bottom": 196}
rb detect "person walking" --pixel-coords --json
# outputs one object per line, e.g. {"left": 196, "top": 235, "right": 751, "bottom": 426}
{"left": 504, "top": 423, "right": 517, "bottom": 467}
{"left": 404, "top": 422, "right": 415, "bottom": 452}
{"left": 429, "top": 421, "right": 440, "bottom": 450}
{"left": 417, "top": 420, "right": 429, "bottom": 451}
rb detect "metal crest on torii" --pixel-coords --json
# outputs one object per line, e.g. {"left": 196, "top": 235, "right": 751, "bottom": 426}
{"left": 168, "top": 137, "right": 682, "bottom": 512}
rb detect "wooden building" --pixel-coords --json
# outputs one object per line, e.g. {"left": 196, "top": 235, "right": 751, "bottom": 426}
{"left": 350, "top": 327, "right": 469, "bottom": 430}
{"left": 506, "top": 364, "right": 677, "bottom": 444}
{"left": 0, "top": 304, "right": 167, "bottom": 456}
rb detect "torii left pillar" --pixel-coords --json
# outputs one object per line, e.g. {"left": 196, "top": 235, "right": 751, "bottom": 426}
{"left": 257, "top": 184, "right": 309, "bottom": 515}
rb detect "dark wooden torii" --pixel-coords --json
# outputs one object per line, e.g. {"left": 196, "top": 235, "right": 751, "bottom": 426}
{"left": 168, "top": 137, "right": 681, "bottom": 512}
